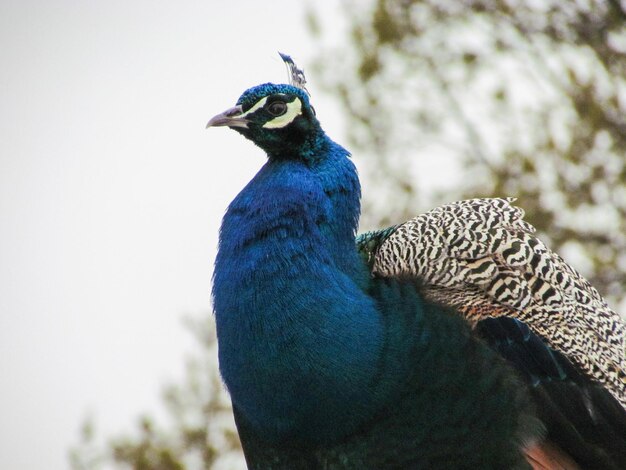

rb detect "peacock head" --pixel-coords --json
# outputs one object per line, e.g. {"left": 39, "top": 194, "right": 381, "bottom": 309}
{"left": 206, "top": 54, "right": 325, "bottom": 159}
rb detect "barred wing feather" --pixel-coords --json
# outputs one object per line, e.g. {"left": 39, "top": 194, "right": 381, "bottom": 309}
{"left": 359, "top": 198, "right": 626, "bottom": 408}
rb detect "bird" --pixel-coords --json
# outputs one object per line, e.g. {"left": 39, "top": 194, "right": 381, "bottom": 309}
{"left": 208, "top": 53, "right": 626, "bottom": 469}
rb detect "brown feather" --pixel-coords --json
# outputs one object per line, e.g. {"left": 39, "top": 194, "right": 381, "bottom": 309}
{"left": 524, "top": 441, "right": 580, "bottom": 470}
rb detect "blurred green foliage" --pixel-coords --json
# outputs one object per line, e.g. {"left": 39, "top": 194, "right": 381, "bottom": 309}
{"left": 310, "top": 0, "right": 626, "bottom": 310}
{"left": 69, "top": 317, "right": 244, "bottom": 470}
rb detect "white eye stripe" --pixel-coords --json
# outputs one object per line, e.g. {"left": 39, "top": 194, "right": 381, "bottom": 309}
{"left": 241, "top": 96, "right": 304, "bottom": 129}
{"left": 263, "top": 99, "right": 302, "bottom": 129}
{"left": 240, "top": 97, "right": 268, "bottom": 118}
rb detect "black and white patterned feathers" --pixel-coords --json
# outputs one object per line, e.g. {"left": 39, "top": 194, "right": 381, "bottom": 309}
{"left": 357, "top": 197, "right": 626, "bottom": 408}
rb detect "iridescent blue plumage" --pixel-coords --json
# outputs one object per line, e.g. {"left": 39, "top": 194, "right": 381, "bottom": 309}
{"left": 210, "top": 81, "right": 542, "bottom": 468}
{"left": 209, "top": 60, "right": 626, "bottom": 469}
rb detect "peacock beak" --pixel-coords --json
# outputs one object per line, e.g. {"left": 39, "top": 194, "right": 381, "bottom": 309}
{"left": 206, "top": 105, "right": 249, "bottom": 129}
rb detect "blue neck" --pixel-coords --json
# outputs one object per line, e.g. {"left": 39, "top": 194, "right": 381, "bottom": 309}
{"left": 213, "top": 135, "right": 409, "bottom": 443}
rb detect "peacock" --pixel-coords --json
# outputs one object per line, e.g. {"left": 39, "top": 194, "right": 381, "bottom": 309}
{"left": 208, "top": 53, "right": 626, "bottom": 469}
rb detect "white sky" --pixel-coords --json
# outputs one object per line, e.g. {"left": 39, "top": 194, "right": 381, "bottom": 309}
{"left": 0, "top": 2, "right": 346, "bottom": 469}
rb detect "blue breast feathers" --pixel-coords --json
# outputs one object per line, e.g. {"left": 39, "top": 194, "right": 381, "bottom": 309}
{"left": 213, "top": 148, "right": 401, "bottom": 443}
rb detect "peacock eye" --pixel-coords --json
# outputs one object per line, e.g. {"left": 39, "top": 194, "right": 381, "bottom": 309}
{"left": 267, "top": 101, "right": 287, "bottom": 117}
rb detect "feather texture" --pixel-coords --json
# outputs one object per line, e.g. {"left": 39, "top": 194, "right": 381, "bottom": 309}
{"left": 476, "top": 316, "right": 626, "bottom": 468}
{"left": 211, "top": 84, "right": 541, "bottom": 468}
{"left": 359, "top": 197, "right": 626, "bottom": 408}
{"left": 209, "top": 61, "right": 626, "bottom": 468}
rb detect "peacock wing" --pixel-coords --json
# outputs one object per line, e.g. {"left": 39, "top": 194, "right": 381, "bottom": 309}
{"left": 357, "top": 197, "right": 626, "bottom": 409}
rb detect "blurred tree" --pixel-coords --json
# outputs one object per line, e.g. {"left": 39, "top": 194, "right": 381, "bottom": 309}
{"left": 308, "top": 0, "right": 626, "bottom": 311}
{"left": 69, "top": 316, "right": 244, "bottom": 470}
